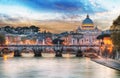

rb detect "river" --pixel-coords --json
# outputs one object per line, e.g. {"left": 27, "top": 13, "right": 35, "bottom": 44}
{"left": 0, "top": 53, "right": 120, "bottom": 78}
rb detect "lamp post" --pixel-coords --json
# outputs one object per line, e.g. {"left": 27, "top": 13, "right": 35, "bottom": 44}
{"left": 100, "top": 39, "right": 104, "bottom": 56}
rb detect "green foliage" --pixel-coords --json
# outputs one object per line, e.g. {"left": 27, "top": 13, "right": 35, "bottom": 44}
{"left": 113, "top": 15, "right": 120, "bottom": 26}
{"left": 97, "top": 34, "right": 110, "bottom": 40}
{"left": 30, "top": 25, "right": 40, "bottom": 32}
{"left": 111, "top": 15, "right": 120, "bottom": 49}
{"left": 3, "top": 25, "right": 40, "bottom": 34}
{"left": 0, "top": 34, "right": 5, "bottom": 45}
{"left": 111, "top": 32, "right": 120, "bottom": 48}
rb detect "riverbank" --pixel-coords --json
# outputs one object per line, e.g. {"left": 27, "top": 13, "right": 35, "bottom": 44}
{"left": 91, "top": 56, "right": 120, "bottom": 71}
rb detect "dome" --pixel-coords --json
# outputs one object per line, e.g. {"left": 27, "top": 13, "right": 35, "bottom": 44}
{"left": 81, "top": 15, "right": 94, "bottom": 30}
{"left": 82, "top": 15, "right": 93, "bottom": 24}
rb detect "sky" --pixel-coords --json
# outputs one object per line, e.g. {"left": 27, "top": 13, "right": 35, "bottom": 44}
{"left": 0, "top": 0, "right": 120, "bottom": 33}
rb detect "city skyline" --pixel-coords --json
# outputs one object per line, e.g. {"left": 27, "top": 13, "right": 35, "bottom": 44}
{"left": 0, "top": 0, "right": 120, "bottom": 33}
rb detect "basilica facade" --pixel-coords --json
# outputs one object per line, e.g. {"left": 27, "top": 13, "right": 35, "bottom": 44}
{"left": 70, "top": 15, "right": 101, "bottom": 51}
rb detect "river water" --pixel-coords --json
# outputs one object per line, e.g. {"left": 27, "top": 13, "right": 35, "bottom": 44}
{"left": 0, "top": 53, "right": 120, "bottom": 78}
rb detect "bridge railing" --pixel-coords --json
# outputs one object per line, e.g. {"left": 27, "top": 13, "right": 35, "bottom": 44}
{"left": 0, "top": 44, "right": 100, "bottom": 47}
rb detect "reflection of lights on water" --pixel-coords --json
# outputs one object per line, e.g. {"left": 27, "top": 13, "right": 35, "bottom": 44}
{"left": 3, "top": 55, "right": 8, "bottom": 61}
{"left": 63, "top": 53, "right": 75, "bottom": 58}
{"left": 3, "top": 53, "right": 14, "bottom": 61}
{"left": 0, "top": 54, "right": 119, "bottom": 78}
{"left": 85, "top": 58, "right": 91, "bottom": 68}
{"left": 66, "top": 53, "right": 71, "bottom": 58}
{"left": 5, "top": 40, "right": 9, "bottom": 45}
{"left": 85, "top": 57, "right": 90, "bottom": 61}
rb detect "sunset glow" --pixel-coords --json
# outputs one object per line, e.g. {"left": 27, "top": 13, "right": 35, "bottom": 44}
{"left": 0, "top": 0, "right": 120, "bottom": 33}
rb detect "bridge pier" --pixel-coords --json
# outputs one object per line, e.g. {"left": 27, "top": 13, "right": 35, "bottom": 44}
{"left": 14, "top": 49, "right": 21, "bottom": 57}
{"left": 55, "top": 50, "right": 62, "bottom": 57}
{"left": 76, "top": 49, "right": 83, "bottom": 57}
{"left": 33, "top": 48, "right": 42, "bottom": 57}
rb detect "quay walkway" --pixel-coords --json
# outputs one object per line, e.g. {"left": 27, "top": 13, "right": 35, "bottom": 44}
{"left": 91, "top": 57, "right": 120, "bottom": 71}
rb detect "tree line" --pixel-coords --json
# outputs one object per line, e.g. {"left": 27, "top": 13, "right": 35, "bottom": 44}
{"left": 0, "top": 25, "right": 40, "bottom": 34}
{"left": 0, "top": 25, "right": 40, "bottom": 45}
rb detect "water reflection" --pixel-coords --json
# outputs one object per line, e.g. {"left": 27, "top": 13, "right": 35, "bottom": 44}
{"left": 0, "top": 54, "right": 119, "bottom": 78}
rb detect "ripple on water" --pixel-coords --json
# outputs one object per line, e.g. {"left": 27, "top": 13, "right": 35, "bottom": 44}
{"left": 0, "top": 54, "right": 119, "bottom": 78}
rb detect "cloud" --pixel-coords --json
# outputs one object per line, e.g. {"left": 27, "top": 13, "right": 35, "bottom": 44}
{"left": 0, "top": 0, "right": 107, "bottom": 21}
{"left": 0, "top": 0, "right": 119, "bottom": 33}
{"left": 2, "top": 0, "right": 105, "bottom": 13}
{"left": 0, "top": 13, "right": 20, "bottom": 22}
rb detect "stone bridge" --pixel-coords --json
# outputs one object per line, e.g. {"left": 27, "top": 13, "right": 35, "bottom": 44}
{"left": 0, "top": 45, "right": 100, "bottom": 57}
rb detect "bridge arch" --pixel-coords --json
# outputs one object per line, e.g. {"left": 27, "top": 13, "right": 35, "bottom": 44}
{"left": 81, "top": 47, "right": 99, "bottom": 53}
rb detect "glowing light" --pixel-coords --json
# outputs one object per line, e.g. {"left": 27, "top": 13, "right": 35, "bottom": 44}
{"left": 5, "top": 40, "right": 9, "bottom": 45}
{"left": 66, "top": 53, "right": 71, "bottom": 58}
{"left": 103, "top": 37, "right": 113, "bottom": 53}
{"left": 3, "top": 55, "right": 8, "bottom": 61}
{"left": 45, "top": 37, "right": 53, "bottom": 45}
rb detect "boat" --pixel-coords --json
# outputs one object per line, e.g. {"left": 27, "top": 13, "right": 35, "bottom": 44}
{"left": 21, "top": 48, "right": 35, "bottom": 57}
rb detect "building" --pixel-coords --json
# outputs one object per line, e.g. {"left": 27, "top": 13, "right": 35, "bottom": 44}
{"left": 70, "top": 15, "right": 102, "bottom": 51}
{"left": 5, "top": 34, "right": 27, "bottom": 45}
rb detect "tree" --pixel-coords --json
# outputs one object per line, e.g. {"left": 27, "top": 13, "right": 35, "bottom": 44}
{"left": 97, "top": 34, "right": 110, "bottom": 40}
{"left": 111, "top": 15, "right": 120, "bottom": 49}
{"left": 4, "top": 26, "right": 11, "bottom": 33}
{"left": 0, "top": 33, "right": 5, "bottom": 45}
{"left": 111, "top": 15, "right": 120, "bottom": 60}
{"left": 30, "top": 25, "right": 40, "bottom": 32}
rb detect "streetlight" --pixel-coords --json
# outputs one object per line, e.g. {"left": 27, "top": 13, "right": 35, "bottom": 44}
{"left": 100, "top": 39, "right": 104, "bottom": 56}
